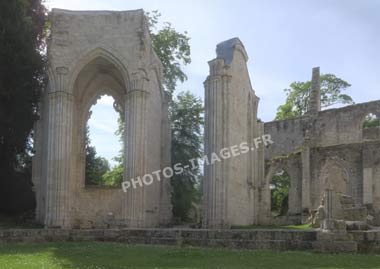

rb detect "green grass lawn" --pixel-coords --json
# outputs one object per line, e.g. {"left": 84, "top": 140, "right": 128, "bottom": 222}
{"left": 1, "top": 242, "right": 380, "bottom": 269}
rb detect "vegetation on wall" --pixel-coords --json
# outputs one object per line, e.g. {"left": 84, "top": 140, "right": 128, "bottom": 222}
{"left": 272, "top": 74, "right": 354, "bottom": 216}
{"left": 275, "top": 74, "right": 353, "bottom": 120}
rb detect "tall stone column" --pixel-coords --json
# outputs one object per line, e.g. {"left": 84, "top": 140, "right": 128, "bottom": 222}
{"left": 203, "top": 59, "right": 231, "bottom": 228}
{"left": 308, "top": 67, "right": 321, "bottom": 114}
{"left": 44, "top": 67, "right": 74, "bottom": 228}
{"left": 159, "top": 91, "right": 173, "bottom": 225}
{"left": 122, "top": 72, "right": 148, "bottom": 227}
{"left": 301, "top": 142, "right": 311, "bottom": 212}
{"left": 32, "top": 101, "right": 44, "bottom": 223}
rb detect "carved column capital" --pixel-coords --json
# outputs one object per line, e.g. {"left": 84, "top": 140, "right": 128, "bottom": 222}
{"left": 130, "top": 69, "right": 149, "bottom": 91}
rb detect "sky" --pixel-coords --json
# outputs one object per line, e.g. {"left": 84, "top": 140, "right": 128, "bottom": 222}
{"left": 46, "top": 0, "right": 380, "bottom": 164}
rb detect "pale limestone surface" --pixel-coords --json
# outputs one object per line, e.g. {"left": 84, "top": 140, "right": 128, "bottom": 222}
{"left": 203, "top": 38, "right": 267, "bottom": 228}
{"left": 32, "top": 9, "right": 172, "bottom": 228}
{"left": 32, "top": 9, "right": 380, "bottom": 230}
{"left": 203, "top": 39, "right": 380, "bottom": 228}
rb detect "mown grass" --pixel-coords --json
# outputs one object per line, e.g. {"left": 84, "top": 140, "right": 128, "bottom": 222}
{"left": 1, "top": 242, "right": 380, "bottom": 269}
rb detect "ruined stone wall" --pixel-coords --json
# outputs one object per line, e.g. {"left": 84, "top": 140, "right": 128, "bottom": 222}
{"left": 310, "top": 144, "right": 363, "bottom": 209}
{"left": 264, "top": 91, "right": 380, "bottom": 214}
{"left": 264, "top": 118, "right": 306, "bottom": 158}
{"left": 262, "top": 59, "right": 380, "bottom": 221}
{"left": 265, "top": 100, "right": 380, "bottom": 160}
{"left": 32, "top": 9, "right": 171, "bottom": 228}
{"left": 203, "top": 38, "right": 266, "bottom": 228}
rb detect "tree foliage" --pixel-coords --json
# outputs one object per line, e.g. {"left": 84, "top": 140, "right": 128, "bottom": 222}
{"left": 0, "top": 0, "right": 47, "bottom": 173}
{"left": 170, "top": 91, "right": 204, "bottom": 222}
{"left": 84, "top": 125, "right": 111, "bottom": 186}
{"left": 271, "top": 170, "right": 290, "bottom": 216}
{"left": 363, "top": 114, "right": 380, "bottom": 129}
{"left": 146, "top": 11, "right": 191, "bottom": 96}
{"left": 83, "top": 12, "right": 200, "bottom": 223}
{"left": 275, "top": 74, "right": 353, "bottom": 120}
{"left": 0, "top": 0, "right": 47, "bottom": 213}
{"left": 101, "top": 117, "right": 124, "bottom": 187}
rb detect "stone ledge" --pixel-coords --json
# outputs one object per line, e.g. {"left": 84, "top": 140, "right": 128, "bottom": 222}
{"left": 1, "top": 228, "right": 380, "bottom": 253}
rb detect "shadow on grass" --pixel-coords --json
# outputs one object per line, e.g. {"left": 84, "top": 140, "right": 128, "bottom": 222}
{"left": 1, "top": 242, "right": 380, "bottom": 269}
{"left": 0, "top": 214, "right": 43, "bottom": 230}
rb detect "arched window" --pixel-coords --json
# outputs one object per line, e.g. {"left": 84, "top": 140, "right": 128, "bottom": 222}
{"left": 363, "top": 113, "right": 380, "bottom": 129}
{"left": 85, "top": 94, "right": 124, "bottom": 187}
{"left": 270, "top": 169, "right": 290, "bottom": 216}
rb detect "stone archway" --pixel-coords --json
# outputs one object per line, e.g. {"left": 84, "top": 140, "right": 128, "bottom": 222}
{"left": 320, "top": 159, "right": 349, "bottom": 197}
{"left": 31, "top": 9, "right": 172, "bottom": 228}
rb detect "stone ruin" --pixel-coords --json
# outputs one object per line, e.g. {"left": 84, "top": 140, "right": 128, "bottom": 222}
{"left": 32, "top": 9, "right": 380, "bottom": 232}
{"left": 204, "top": 38, "right": 380, "bottom": 231}
{"left": 32, "top": 9, "right": 172, "bottom": 228}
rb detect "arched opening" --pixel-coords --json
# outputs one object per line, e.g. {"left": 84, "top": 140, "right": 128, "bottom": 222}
{"left": 85, "top": 94, "right": 124, "bottom": 187}
{"left": 72, "top": 54, "right": 127, "bottom": 189}
{"left": 270, "top": 169, "right": 291, "bottom": 216}
{"left": 363, "top": 113, "right": 380, "bottom": 129}
{"left": 320, "top": 160, "right": 349, "bottom": 200}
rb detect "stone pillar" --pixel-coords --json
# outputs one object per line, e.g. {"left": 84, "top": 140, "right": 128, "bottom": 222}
{"left": 301, "top": 143, "right": 311, "bottom": 212}
{"left": 203, "top": 59, "right": 231, "bottom": 228}
{"left": 288, "top": 163, "right": 303, "bottom": 215}
{"left": 308, "top": 67, "right": 321, "bottom": 114}
{"left": 363, "top": 168, "right": 373, "bottom": 205}
{"left": 31, "top": 100, "right": 45, "bottom": 224}
{"left": 122, "top": 72, "right": 148, "bottom": 227}
{"left": 256, "top": 122, "right": 270, "bottom": 224}
{"left": 44, "top": 67, "right": 74, "bottom": 227}
{"left": 159, "top": 91, "right": 173, "bottom": 224}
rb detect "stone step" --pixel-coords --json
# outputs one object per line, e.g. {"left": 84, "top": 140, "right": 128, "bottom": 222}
{"left": 342, "top": 207, "right": 368, "bottom": 221}
{"left": 346, "top": 221, "right": 369, "bottom": 231}
{"left": 312, "top": 240, "right": 358, "bottom": 253}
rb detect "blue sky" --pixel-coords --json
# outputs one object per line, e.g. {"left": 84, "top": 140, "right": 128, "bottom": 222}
{"left": 46, "top": 0, "right": 380, "bottom": 164}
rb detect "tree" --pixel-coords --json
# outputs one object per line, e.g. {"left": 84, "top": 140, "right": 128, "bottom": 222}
{"left": 363, "top": 114, "right": 380, "bottom": 129}
{"left": 102, "top": 12, "right": 199, "bottom": 221}
{"left": 0, "top": 0, "right": 47, "bottom": 213}
{"left": 275, "top": 74, "right": 353, "bottom": 120}
{"left": 273, "top": 74, "right": 353, "bottom": 215}
{"left": 146, "top": 11, "right": 191, "bottom": 96}
{"left": 271, "top": 170, "right": 290, "bottom": 216}
{"left": 170, "top": 91, "right": 204, "bottom": 222}
{"left": 101, "top": 117, "right": 124, "bottom": 187}
{"left": 84, "top": 125, "right": 111, "bottom": 186}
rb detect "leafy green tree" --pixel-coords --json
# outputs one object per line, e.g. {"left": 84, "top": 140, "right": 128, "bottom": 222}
{"left": 273, "top": 74, "right": 353, "bottom": 215}
{"left": 146, "top": 11, "right": 191, "bottom": 96}
{"left": 84, "top": 125, "right": 111, "bottom": 186}
{"left": 102, "top": 12, "right": 200, "bottom": 221}
{"left": 271, "top": 170, "right": 290, "bottom": 216}
{"left": 101, "top": 117, "right": 124, "bottom": 187}
{"left": 275, "top": 74, "right": 353, "bottom": 120}
{"left": 170, "top": 91, "right": 204, "bottom": 222}
{"left": 363, "top": 114, "right": 380, "bottom": 129}
{"left": 0, "top": 0, "right": 47, "bottom": 213}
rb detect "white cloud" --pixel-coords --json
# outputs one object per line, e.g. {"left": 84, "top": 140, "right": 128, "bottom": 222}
{"left": 96, "top": 95, "right": 115, "bottom": 106}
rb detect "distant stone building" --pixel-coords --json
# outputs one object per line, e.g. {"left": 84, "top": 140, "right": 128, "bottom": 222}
{"left": 203, "top": 38, "right": 380, "bottom": 228}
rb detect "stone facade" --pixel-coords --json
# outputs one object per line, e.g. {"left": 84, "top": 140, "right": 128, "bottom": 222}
{"left": 203, "top": 38, "right": 266, "bottom": 228}
{"left": 31, "top": 9, "right": 380, "bottom": 232}
{"left": 264, "top": 83, "right": 380, "bottom": 226}
{"left": 31, "top": 9, "right": 172, "bottom": 228}
{"left": 203, "top": 38, "right": 380, "bottom": 229}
